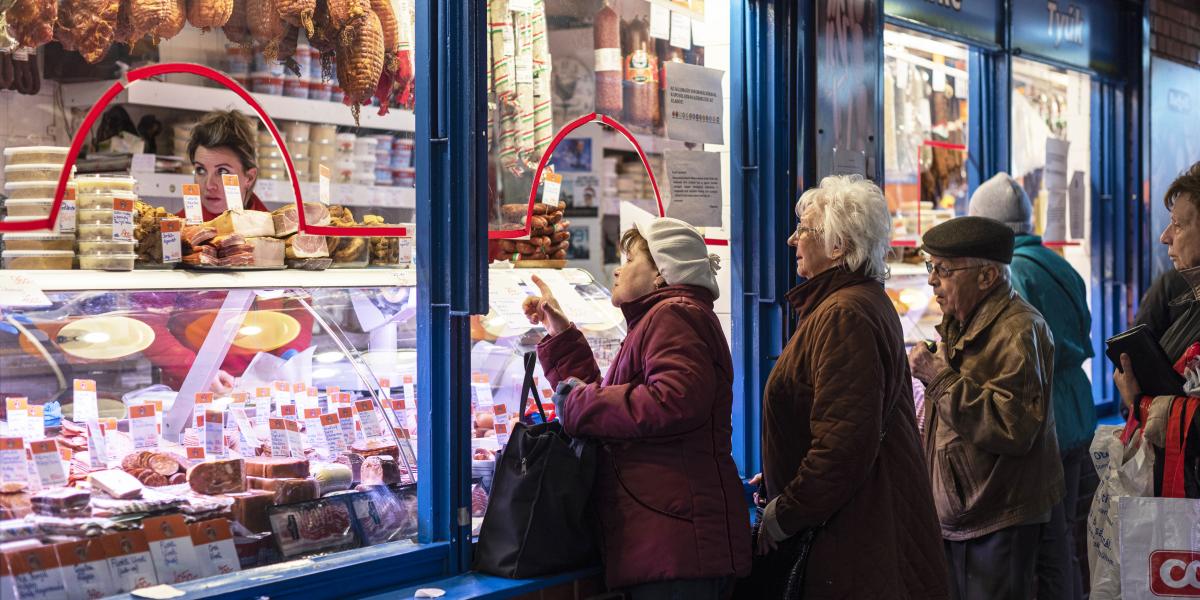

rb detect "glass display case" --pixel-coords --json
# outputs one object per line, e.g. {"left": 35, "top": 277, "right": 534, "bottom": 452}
{"left": 0, "top": 268, "right": 420, "bottom": 595}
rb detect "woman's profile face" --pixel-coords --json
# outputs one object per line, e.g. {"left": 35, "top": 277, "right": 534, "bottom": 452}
{"left": 193, "top": 145, "right": 257, "bottom": 215}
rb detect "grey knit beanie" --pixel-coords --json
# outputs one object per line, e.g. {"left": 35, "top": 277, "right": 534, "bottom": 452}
{"left": 968, "top": 172, "right": 1033, "bottom": 235}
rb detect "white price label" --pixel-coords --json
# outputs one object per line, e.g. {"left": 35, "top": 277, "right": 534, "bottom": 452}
{"left": 320, "top": 413, "right": 346, "bottom": 454}
{"left": 185, "top": 446, "right": 205, "bottom": 466}
{"left": 516, "top": 53, "right": 534, "bottom": 84}
{"left": 222, "top": 174, "right": 244, "bottom": 213}
{"left": 402, "top": 375, "right": 416, "bottom": 411}
{"left": 254, "top": 387, "right": 273, "bottom": 426}
{"left": 129, "top": 404, "right": 158, "bottom": 449}
{"left": 86, "top": 420, "right": 109, "bottom": 469}
{"left": 272, "top": 381, "right": 291, "bottom": 415}
{"left": 112, "top": 197, "right": 135, "bottom": 241}
{"left": 303, "top": 408, "right": 324, "bottom": 450}
{"left": 670, "top": 11, "right": 692, "bottom": 49}
{"left": 269, "top": 418, "right": 290, "bottom": 457}
{"left": 0, "top": 438, "right": 29, "bottom": 486}
{"left": 5, "top": 398, "right": 29, "bottom": 442}
{"left": 58, "top": 194, "right": 77, "bottom": 233}
{"left": 285, "top": 419, "right": 304, "bottom": 459}
{"left": 337, "top": 407, "right": 358, "bottom": 445}
{"left": 354, "top": 400, "right": 385, "bottom": 440}
{"left": 204, "top": 410, "right": 226, "bottom": 458}
{"left": 319, "top": 165, "right": 331, "bottom": 205}
{"left": 508, "top": 0, "right": 533, "bottom": 11}
{"left": 73, "top": 379, "right": 98, "bottom": 423}
{"left": 542, "top": 172, "right": 563, "bottom": 205}
{"left": 161, "top": 218, "right": 183, "bottom": 263}
{"left": 397, "top": 238, "right": 414, "bottom": 264}
{"left": 188, "top": 520, "right": 240, "bottom": 577}
{"left": 470, "top": 374, "right": 494, "bottom": 409}
{"left": 25, "top": 405, "right": 44, "bottom": 440}
{"left": 144, "top": 515, "right": 201, "bottom": 585}
{"left": 182, "top": 184, "right": 203, "bottom": 225}
{"left": 30, "top": 439, "right": 67, "bottom": 488}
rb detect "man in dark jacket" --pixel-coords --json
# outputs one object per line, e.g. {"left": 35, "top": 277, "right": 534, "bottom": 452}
{"left": 970, "top": 172, "right": 1094, "bottom": 599}
{"left": 908, "top": 216, "right": 1065, "bottom": 600}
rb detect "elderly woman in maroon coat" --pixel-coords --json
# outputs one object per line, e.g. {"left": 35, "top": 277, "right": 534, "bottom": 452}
{"left": 754, "top": 175, "right": 948, "bottom": 598}
{"left": 523, "top": 218, "right": 751, "bottom": 599}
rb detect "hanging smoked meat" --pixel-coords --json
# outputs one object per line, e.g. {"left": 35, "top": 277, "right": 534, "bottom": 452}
{"left": 222, "top": 0, "right": 252, "bottom": 44}
{"left": 128, "top": 0, "right": 185, "bottom": 44}
{"left": 59, "top": 0, "right": 120, "bottom": 63}
{"left": 309, "top": 0, "right": 337, "bottom": 79}
{"left": 186, "top": 0, "right": 232, "bottom": 30}
{"left": 336, "top": 9, "right": 384, "bottom": 123}
{"left": 326, "top": 0, "right": 368, "bottom": 33}
{"left": 277, "top": 0, "right": 314, "bottom": 38}
{"left": 593, "top": 0, "right": 621, "bottom": 116}
{"left": 247, "top": 0, "right": 285, "bottom": 60}
{"left": 366, "top": 0, "right": 398, "bottom": 114}
{"left": 6, "top": 0, "right": 56, "bottom": 48}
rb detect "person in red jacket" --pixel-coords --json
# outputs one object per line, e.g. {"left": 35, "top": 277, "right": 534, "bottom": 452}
{"left": 523, "top": 218, "right": 751, "bottom": 598}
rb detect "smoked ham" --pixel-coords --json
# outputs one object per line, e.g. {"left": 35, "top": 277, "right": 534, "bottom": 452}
{"left": 285, "top": 233, "right": 328, "bottom": 259}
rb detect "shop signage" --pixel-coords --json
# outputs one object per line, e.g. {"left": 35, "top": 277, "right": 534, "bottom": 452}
{"left": 1011, "top": 0, "right": 1121, "bottom": 76}
{"left": 884, "top": 0, "right": 1001, "bottom": 45}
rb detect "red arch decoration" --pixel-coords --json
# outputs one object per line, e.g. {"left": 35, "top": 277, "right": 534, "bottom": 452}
{"left": 0, "top": 62, "right": 407, "bottom": 237}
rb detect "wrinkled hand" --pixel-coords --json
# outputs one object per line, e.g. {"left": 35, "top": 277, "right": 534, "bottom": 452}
{"left": 210, "top": 370, "right": 236, "bottom": 395}
{"left": 908, "top": 342, "right": 949, "bottom": 385}
{"left": 1114, "top": 354, "right": 1143, "bottom": 413}
{"left": 522, "top": 274, "right": 571, "bottom": 336}
{"left": 748, "top": 473, "right": 766, "bottom": 508}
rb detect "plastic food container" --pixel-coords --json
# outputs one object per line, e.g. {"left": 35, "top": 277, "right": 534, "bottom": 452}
{"left": 77, "top": 240, "right": 135, "bottom": 255}
{"left": 232, "top": 74, "right": 251, "bottom": 89}
{"left": 4, "top": 164, "right": 69, "bottom": 183}
{"left": 78, "top": 223, "right": 132, "bottom": 242}
{"left": 251, "top": 72, "right": 285, "bottom": 95}
{"left": 354, "top": 137, "right": 378, "bottom": 156}
{"left": 327, "top": 237, "right": 370, "bottom": 268}
{"left": 308, "top": 81, "right": 332, "bottom": 101}
{"left": 78, "top": 252, "right": 136, "bottom": 271}
{"left": 393, "top": 140, "right": 414, "bottom": 168}
{"left": 293, "top": 45, "right": 313, "bottom": 75}
{"left": 2, "top": 216, "right": 57, "bottom": 234}
{"left": 285, "top": 122, "right": 311, "bottom": 144}
{"left": 74, "top": 175, "right": 135, "bottom": 196}
{"left": 335, "top": 133, "right": 357, "bottom": 153}
{"left": 259, "top": 169, "right": 288, "bottom": 181}
{"left": 77, "top": 189, "right": 137, "bottom": 211}
{"left": 1, "top": 233, "right": 75, "bottom": 251}
{"left": 4, "top": 181, "right": 59, "bottom": 199}
{"left": 4, "top": 146, "right": 71, "bottom": 166}
{"left": 374, "top": 169, "right": 394, "bottom": 186}
{"left": 283, "top": 76, "right": 307, "bottom": 100}
{"left": 260, "top": 158, "right": 286, "bottom": 172}
{"left": 334, "top": 158, "right": 356, "bottom": 184}
{"left": 394, "top": 168, "right": 415, "bottom": 188}
{"left": 330, "top": 86, "right": 345, "bottom": 104}
{"left": 252, "top": 53, "right": 286, "bottom": 76}
{"left": 3, "top": 198, "right": 56, "bottom": 217}
{"left": 2, "top": 250, "right": 74, "bottom": 269}
{"left": 311, "top": 125, "right": 337, "bottom": 145}
{"left": 77, "top": 208, "right": 117, "bottom": 224}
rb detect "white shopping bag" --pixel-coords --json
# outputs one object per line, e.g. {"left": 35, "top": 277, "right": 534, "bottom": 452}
{"left": 1087, "top": 425, "right": 1156, "bottom": 599}
{"left": 1118, "top": 497, "right": 1200, "bottom": 599}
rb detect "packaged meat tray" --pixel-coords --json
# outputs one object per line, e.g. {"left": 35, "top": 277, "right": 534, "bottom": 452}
{"left": 268, "top": 496, "right": 360, "bottom": 558}
{"left": 2, "top": 250, "right": 74, "bottom": 269}
{"left": 1, "top": 233, "right": 74, "bottom": 251}
{"left": 4, "top": 163, "right": 69, "bottom": 183}
{"left": 3, "top": 146, "right": 71, "bottom": 165}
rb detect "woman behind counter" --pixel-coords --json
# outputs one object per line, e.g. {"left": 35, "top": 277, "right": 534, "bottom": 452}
{"left": 751, "top": 175, "right": 947, "bottom": 598}
{"left": 522, "top": 218, "right": 750, "bottom": 599}
{"left": 138, "top": 110, "right": 310, "bottom": 393}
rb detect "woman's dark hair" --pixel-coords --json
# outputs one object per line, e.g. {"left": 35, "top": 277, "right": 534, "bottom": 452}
{"left": 619, "top": 228, "right": 652, "bottom": 260}
{"left": 187, "top": 110, "right": 258, "bottom": 171}
{"left": 1165, "top": 161, "right": 1200, "bottom": 212}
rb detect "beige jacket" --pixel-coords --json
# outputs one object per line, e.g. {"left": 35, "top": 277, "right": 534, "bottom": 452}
{"left": 925, "top": 283, "right": 1065, "bottom": 541}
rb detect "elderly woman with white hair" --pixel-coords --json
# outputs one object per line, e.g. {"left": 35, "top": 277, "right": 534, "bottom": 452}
{"left": 746, "top": 176, "right": 948, "bottom": 598}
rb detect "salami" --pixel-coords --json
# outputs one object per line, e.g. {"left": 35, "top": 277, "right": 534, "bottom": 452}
{"left": 149, "top": 453, "right": 182, "bottom": 477}
{"left": 187, "top": 458, "right": 246, "bottom": 495}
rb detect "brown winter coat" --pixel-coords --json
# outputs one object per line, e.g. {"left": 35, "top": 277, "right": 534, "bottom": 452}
{"left": 761, "top": 267, "right": 949, "bottom": 599}
{"left": 924, "top": 283, "right": 1065, "bottom": 540}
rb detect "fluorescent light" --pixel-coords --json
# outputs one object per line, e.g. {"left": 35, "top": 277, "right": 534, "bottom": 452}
{"left": 239, "top": 325, "right": 263, "bottom": 336}
{"left": 81, "top": 332, "right": 111, "bottom": 344}
{"left": 312, "top": 368, "right": 337, "bottom": 379}
{"left": 316, "top": 351, "right": 344, "bottom": 364}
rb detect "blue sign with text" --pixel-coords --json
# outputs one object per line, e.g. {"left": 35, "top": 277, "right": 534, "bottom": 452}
{"left": 1011, "top": 0, "right": 1121, "bottom": 75}
{"left": 884, "top": 0, "right": 1001, "bottom": 45}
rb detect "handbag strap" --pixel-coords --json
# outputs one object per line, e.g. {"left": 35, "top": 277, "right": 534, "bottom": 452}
{"left": 1162, "top": 397, "right": 1198, "bottom": 498}
{"left": 517, "top": 351, "right": 547, "bottom": 423}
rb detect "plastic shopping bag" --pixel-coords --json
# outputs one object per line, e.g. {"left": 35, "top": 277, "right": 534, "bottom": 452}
{"left": 1087, "top": 424, "right": 1156, "bottom": 599}
{"left": 1118, "top": 497, "right": 1200, "bottom": 599}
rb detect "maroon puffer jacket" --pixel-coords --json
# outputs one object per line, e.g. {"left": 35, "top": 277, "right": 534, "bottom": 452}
{"left": 537, "top": 285, "right": 751, "bottom": 589}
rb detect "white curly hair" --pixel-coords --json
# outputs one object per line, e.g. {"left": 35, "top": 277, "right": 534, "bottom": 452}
{"left": 796, "top": 175, "right": 893, "bottom": 282}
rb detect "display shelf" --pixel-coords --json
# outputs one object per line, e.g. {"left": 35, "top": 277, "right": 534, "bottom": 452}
{"left": 890, "top": 261, "right": 930, "bottom": 277}
{"left": 60, "top": 79, "right": 415, "bottom": 131}
{"left": 131, "top": 172, "right": 416, "bottom": 209}
{"left": 3, "top": 267, "right": 416, "bottom": 292}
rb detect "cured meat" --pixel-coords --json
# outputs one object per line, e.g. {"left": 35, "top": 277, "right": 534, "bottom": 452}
{"left": 186, "top": 0, "right": 233, "bottom": 30}
{"left": 183, "top": 252, "right": 220, "bottom": 266}
{"left": 187, "top": 458, "right": 245, "bottom": 495}
{"left": 133, "top": 0, "right": 186, "bottom": 42}
{"left": 277, "top": 0, "right": 314, "bottom": 37}
{"left": 244, "top": 457, "right": 310, "bottom": 479}
{"left": 326, "top": 0, "right": 369, "bottom": 32}
{"left": 285, "top": 233, "right": 329, "bottom": 259}
{"left": 360, "top": 455, "right": 400, "bottom": 486}
{"left": 246, "top": 0, "right": 286, "bottom": 60}
{"left": 183, "top": 225, "right": 218, "bottom": 248}
{"left": 211, "top": 233, "right": 246, "bottom": 249}
{"left": 222, "top": 0, "right": 251, "bottom": 43}
{"left": 350, "top": 439, "right": 399, "bottom": 460}
{"left": 227, "top": 490, "right": 273, "bottom": 532}
{"left": 244, "top": 236, "right": 285, "bottom": 266}
{"left": 149, "top": 453, "right": 183, "bottom": 477}
{"left": 89, "top": 469, "right": 144, "bottom": 499}
{"left": 6, "top": 0, "right": 56, "bottom": 48}
{"left": 216, "top": 242, "right": 253, "bottom": 257}
{"left": 297, "top": 500, "right": 351, "bottom": 540}
{"left": 218, "top": 253, "right": 255, "bottom": 267}
{"left": 0, "top": 491, "right": 33, "bottom": 519}
{"left": 251, "top": 477, "right": 318, "bottom": 504}
{"left": 336, "top": 9, "right": 385, "bottom": 120}
{"left": 270, "top": 202, "right": 330, "bottom": 235}
{"left": 59, "top": 0, "right": 120, "bottom": 63}
{"left": 206, "top": 210, "right": 276, "bottom": 237}
{"left": 335, "top": 452, "right": 363, "bottom": 484}
{"left": 169, "top": 473, "right": 187, "bottom": 485}
{"left": 30, "top": 488, "right": 91, "bottom": 518}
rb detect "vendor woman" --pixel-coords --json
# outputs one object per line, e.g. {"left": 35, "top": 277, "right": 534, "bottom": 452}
{"left": 183, "top": 109, "right": 271, "bottom": 220}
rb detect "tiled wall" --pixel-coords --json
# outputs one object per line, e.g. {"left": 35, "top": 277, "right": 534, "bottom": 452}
{"left": 1150, "top": 0, "right": 1200, "bottom": 68}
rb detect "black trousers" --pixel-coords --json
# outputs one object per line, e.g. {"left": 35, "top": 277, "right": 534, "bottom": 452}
{"left": 1036, "top": 445, "right": 1091, "bottom": 600}
{"left": 945, "top": 523, "right": 1042, "bottom": 600}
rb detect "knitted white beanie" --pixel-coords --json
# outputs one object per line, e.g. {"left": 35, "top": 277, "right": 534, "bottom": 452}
{"left": 634, "top": 218, "right": 721, "bottom": 300}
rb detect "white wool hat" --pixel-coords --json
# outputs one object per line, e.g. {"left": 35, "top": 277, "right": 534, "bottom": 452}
{"left": 634, "top": 218, "right": 721, "bottom": 299}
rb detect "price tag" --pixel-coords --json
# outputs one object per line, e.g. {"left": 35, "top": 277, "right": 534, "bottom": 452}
{"left": 0, "top": 437, "right": 29, "bottom": 486}
{"left": 254, "top": 387, "right": 272, "bottom": 426}
{"left": 188, "top": 520, "right": 240, "bottom": 577}
{"left": 204, "top": 409, "right": 226, "bottom": 458}
{"left": 291, "top": 382, "right": 307, "bottom": 400}
{"left": 320, "top": 413, "right": 346, "bottom": 454}
{"left": 268, "top": 419, "right": 290, "bottom": 457}
{"left": 86, "top": 420, "right": 109, "bottom": 469}
{"left": 55, "top": 538, "right": 118, "bottom": 599}
{"left": 324, "top": 387, "right": 340, "bottom": 403}
{"left": 58, "top": 186, "right": 77, "bottom": 233}
{"left": 516, "top": 52, "right": 534, "bottom": 84}
{"left": 272, "top": 381, "right": 291, "bottom": 415}
{"left": 101, "top": 531, "right": 158, "bottom": 592}
{"left": 112, "top": 197, "right": 135, "bottom": 241}
{"left": 471, "top": 373, "right": 494, "bottom": 409}
{"left": 230, "top": 392, "right": 248, "bottom": 405}
{"left": 300, "top": 387, "right": 320, "bottom": 411}
{"left": 492, "top": 402, "right": 512, "bottom": 445}
{"left": 129, "top": 404, "right": 158, "bottom": 449}
{"left": 377, "top": 378, "right": 391, "bottom": 400}
{"left": 670, "top": 11, "right": 692, "bottom": 49}
{"left": 30, "top": 439, "right": 67, "bottom": 488}
{"left": 5, "top": 397, "right": 29, "bottom": 441}
{"left": 397, "top": 238, "right": 414, "bottom": 264}
{"left": 303, "top": 408, "right": 323, "bottom": 449}
{"left": 71, "top": 379, "right": 99, "bottom": 423}
{"left": 280, "top": 404, "right": 297, "bottom": 421}
{"left": 337, "top": 406, "right": 358, "bottom": 444}
{"left": 354, "top": 399, "right": 385, "bottom": 440}
{"left": 143, "top": 515, "right": 201, "bottom": 584}
{"left": 182, "top": 184, "right": 203, "bottom": 225}
{"left": 284, "top": 419, "right": 304, "bottom": 459}
{"left": 185, "top": 446, "right": 205, "bottom": 466}
{"left": 230, "top": 407, "right": 260, "bottom": 451}
{"left": 542, "top": 171, "right": 563, "bottom": 205}
{"left": 222, "top": 174, "right": 243, "bottom": 213}
{"left": 161, "top": 218, "right": 183, "bottom": 263}
{"left": 26, "top": 404, "right": 44, "bottom": 440}
{"left": 402, "top": 375, "right": 416, "bottom": 410}
{"left": 194, "top": 392, "right": 213, "bottom": 428}
{"left": 5, "top": 545, "right": 68, "bottom": 600}
{"left": 319, "top": 165, "right": 331, "bottom": 205}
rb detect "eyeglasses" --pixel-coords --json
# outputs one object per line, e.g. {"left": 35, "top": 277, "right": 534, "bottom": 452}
{"left": 793, "top": 224, "right": 822, "bottom": 238}
{"left": 924, "top": 262, "right": 983, "bottom": 278}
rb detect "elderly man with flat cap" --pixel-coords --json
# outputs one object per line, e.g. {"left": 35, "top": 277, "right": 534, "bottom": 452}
{"left": 908, "top": 216, "right": 1065, "bottom": 600}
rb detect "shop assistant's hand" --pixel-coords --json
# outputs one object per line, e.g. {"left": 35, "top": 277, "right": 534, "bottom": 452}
{"left": 210, "top": 370, "right": 236, "bottom": 395}
{"left": 908, "top": 342, "right": 949, "bottom": 385}
{"left": 522, "top": 274, "right": 571, "bottom": 336}
{"left": 1114, "top": 353, "right": 1143, "bottom": 413}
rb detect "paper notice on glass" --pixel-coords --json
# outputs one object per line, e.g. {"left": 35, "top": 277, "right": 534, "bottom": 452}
{"left": 833, "top": 148, "right": 866, "bottom": 177}
{"left": 663, "top": 150, "right": 723, "bottom": 227}
{"left": 1068, "top": 171, "right": 1086, "bottom": 239}
{"left": 650, "top": 3, "right": 671, "bottom": 39}
{"left": 1044, "top": 139, "right": 1070, "bottom": 192}
{"left": 670, "top": 10, "right": 691, "bottom": 49}
{"left": 664, "top": 62, "right": 725, "bottom": 145}
{"left": 0, "top": 272, "right": 51, "bottom": 308}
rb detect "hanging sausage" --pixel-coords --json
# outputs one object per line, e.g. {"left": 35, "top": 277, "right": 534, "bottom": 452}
{"left": 593, "top": 0, "right": 621, "bottom": 116}
{"left": 622, "top": 15, "right": 657, "bottom": 129}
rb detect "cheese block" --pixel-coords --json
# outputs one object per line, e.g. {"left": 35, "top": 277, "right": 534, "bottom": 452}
{"left": 284, "top": 233, "right": 329, "bottom": 259}
{"left": 244, "top": 457, "right": 310, "bottom": 479}
{"left": 312, "top": 463, "right": 353, "bottom": 495}
{"left": 206, "top": 210, "right": 277, "bottom": 238}
{"left": 227, "top": 490, "right": 274, "bottom": 533}
{"left": 361, "top": 456, "right": 402, "bottom": 486}
{"left": 246, "top": 236, "right": 285, "bottom": 267}
{"left": 187, "top": 458, "right": 246, "bottom": 495}
{"left": 89, "top": 469, "right": 144, "bottom": 499}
